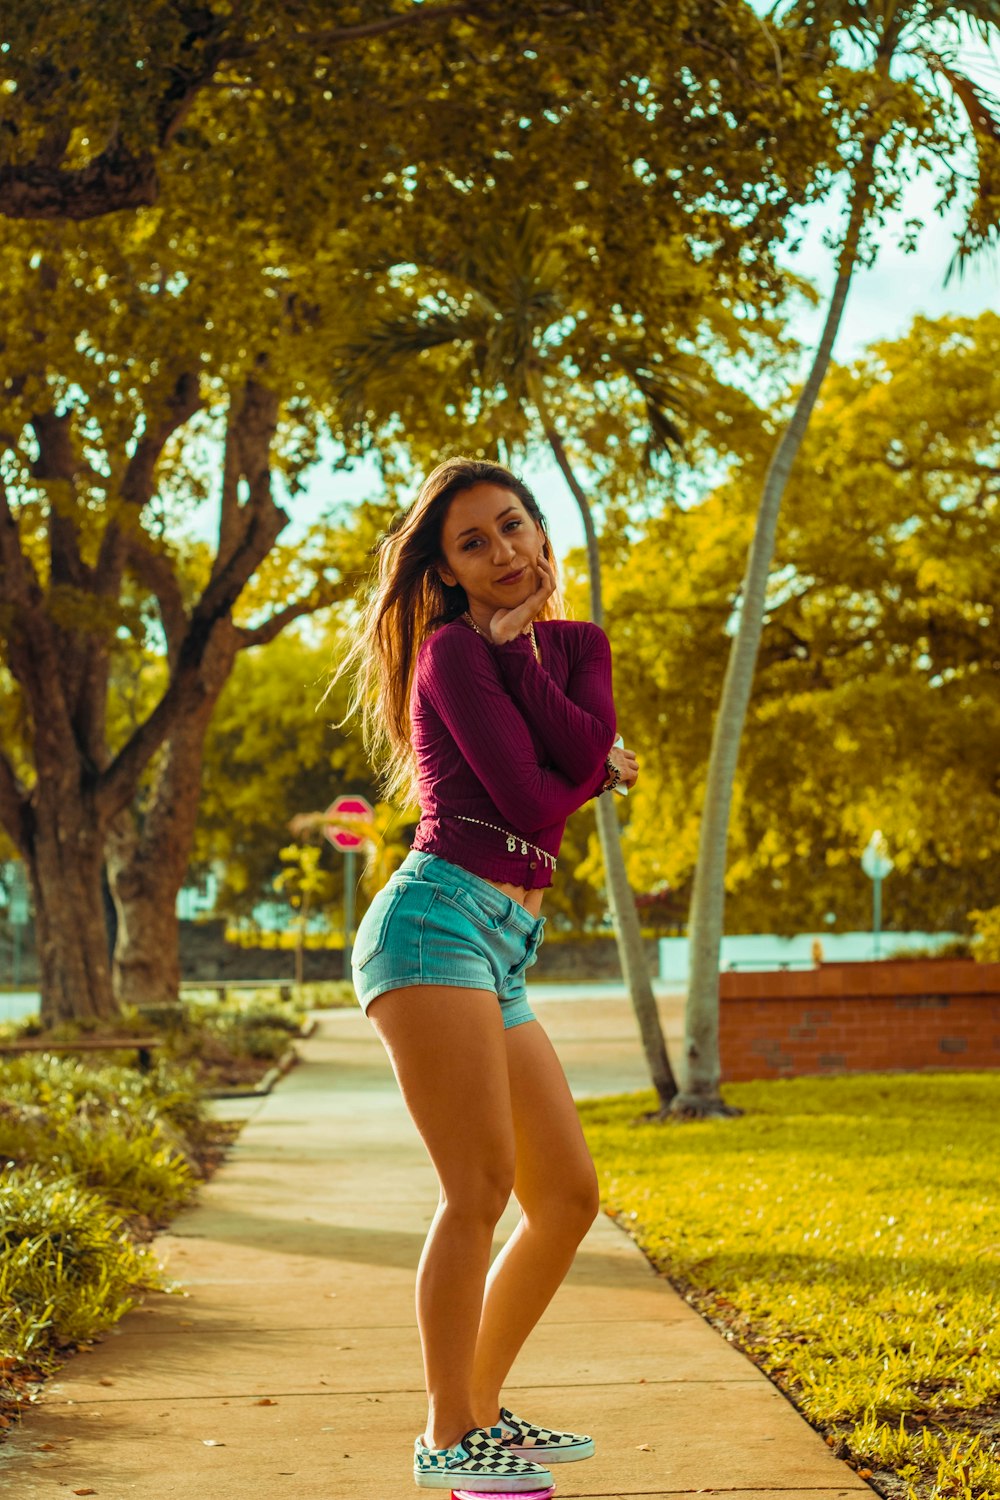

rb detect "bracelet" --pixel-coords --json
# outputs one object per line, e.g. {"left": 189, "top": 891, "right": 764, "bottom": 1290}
{"left": 600, "top": 756, "right": 622, "bottom": 794}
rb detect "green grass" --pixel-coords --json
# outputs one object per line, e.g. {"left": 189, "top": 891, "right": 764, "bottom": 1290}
{"left": 579, "top": 1074, "right": 1000, "bottom": 1500}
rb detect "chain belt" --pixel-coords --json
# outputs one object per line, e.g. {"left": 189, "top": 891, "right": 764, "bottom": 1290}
{"left": 449, "top": 814, "right": 557, "bottom": 872}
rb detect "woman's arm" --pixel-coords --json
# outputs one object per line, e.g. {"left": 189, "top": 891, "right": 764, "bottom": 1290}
{"left": 491, "top": 623, "right": 617, "bottom": 784}
{"left": 416, "top": 627, "right": 615, "bottom": 829}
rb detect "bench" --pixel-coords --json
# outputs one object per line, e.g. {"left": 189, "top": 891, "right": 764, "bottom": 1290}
{"left": 179, "top": 981, "right": 295, "bottom": 1003}
{"left": 0, "top": 1035, "right": 163, "bottom": 1073}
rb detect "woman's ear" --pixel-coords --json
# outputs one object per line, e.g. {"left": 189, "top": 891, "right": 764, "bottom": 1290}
{"left": 437, "top": 564, "right": 456, "bottom": 588}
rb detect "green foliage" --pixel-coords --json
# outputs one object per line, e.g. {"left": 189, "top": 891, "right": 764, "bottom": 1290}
{"left": 595, "top": 310, "right": 1000, "bottom": 935}
{"left": 0, "top": 1055, "right": 206, "bottom": 1218}
{"left": 195, "top": 627, "right": 381, "bottom": 917}
{"left": 0, "top": 1167, "right": 161, "bottom": 1370}
{"left": 969, "top": 907, "right": 1000, "bottom": 963}
{"left": 581, "top": 1073, "right": 1000, "bottom": 1500}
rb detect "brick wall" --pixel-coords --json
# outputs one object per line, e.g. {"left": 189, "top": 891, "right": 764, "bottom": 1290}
{"left": 718, "top": 959, "right": 1000, "bottom": 1082}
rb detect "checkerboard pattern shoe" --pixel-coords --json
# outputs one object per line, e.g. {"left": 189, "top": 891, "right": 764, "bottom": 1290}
{"left": 486, "top": 1406, "right": 596, "bottom": 1463}
{"left": 413, "top": 1427, "right": 554, "bottom": 1491}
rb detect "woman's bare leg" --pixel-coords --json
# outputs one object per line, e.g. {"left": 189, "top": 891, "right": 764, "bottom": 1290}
{"left": 471, "top": 1019, "right": 600, "bottom": 1424}
{"left": 367, "top": 984, "right": 516, "bottom": 1450}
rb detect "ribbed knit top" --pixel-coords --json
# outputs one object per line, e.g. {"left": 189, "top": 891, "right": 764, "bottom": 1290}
{"left": 410, "top": 615, "right": 617, "bottom": 890}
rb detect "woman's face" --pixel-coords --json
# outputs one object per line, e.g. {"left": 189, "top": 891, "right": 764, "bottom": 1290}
{"left": 437, "top": 483, "right": 547, "bottom": 613}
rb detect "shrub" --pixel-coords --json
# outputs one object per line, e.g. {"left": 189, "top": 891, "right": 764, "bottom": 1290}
{"left": 0, "top": 1056, "right": 206, "bottom": 1219}
{"left": 969, "top": 906, "right": 1000, "bottom": 963}
{"left": 0, "top": 1167, "right": 161, "bottom": 1370}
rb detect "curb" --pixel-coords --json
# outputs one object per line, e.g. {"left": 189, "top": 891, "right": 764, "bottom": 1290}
{"left": 205, "top": 1019, "right": 316, "bottom": 1100}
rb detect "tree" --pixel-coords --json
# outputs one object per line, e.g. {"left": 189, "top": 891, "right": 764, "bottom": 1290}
{"left": 334, "top": 189, "right": 806, "bottom": 1110}
{"left": 678, "top": 0, "right": 1000, "bottom": 1115}
{"left": 273, "top": 843, "right": 338, "bottom": 988}
{"left": 0, "top": 163, "right": 373, "bottom": 1020}
{"left": 323, "top": 0, "right": 853, "bottom": 1107}
{"left": 0, "top": 3, "right": 530, "bottom": 221}
{"left": 3, "top": 2, "right": 655, "bottom": 1018}
{"left": 194, "top": 626, "right": 388, "bottom": 921}
{"left": 591, "top": 314, "right": 1000, "bottom": 940}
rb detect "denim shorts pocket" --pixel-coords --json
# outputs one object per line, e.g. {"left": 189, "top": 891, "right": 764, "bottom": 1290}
{"left": 430, "top": 883, "right": 504, "bottom": 936}
{"left": 352, "top": 881, "right": 407, "bottom": 970}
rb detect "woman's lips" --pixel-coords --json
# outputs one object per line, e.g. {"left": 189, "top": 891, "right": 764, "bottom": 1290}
{"left": 498, "top": 567, "right": 526, "bottom": 584}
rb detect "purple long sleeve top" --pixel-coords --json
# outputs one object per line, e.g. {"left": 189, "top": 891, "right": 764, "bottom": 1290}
{"left": 409, "top": 616, "right": 618, "bottom": 890}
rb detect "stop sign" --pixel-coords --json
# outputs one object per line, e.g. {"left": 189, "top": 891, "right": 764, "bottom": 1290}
{"left": 324, "top": 794, "right": 374, "bottom": 850}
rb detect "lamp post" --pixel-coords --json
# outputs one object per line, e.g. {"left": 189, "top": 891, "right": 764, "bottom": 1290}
{"left": 861, "top": 831, "right": 894, "bottom": 958}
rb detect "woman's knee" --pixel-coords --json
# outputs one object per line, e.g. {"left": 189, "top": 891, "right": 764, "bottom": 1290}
{"left": 523, "top": 1158, "right": 600, "bottom": 1240}
{"left": 440, "top": 1155, "right": 516, "bottom": 1229}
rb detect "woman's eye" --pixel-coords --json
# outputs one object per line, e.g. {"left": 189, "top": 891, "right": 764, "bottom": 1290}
{"left": 463, "top": 520, "right": 522, "bottom": 551}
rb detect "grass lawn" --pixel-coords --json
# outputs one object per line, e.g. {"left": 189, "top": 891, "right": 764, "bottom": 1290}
{"left": 579, "top": 1073, "right": 1000, "bottom": 1500}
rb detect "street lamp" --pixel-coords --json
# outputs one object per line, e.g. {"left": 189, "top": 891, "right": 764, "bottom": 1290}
{"left": 861, "top": 830, "right": 894, "bottom": 958}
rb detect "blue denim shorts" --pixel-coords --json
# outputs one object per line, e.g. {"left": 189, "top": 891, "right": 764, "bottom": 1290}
{"left": 351, "top": 850, "right": 547, "bottom": 1029}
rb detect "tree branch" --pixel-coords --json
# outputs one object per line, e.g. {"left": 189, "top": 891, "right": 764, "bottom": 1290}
{"left": 95, "top": 370, "right": 202, "bottom": 593}
{"left": 123, "top": 536, "right": 189, "bottom": 667}
{"left": 290, "top": 2, "right": 486, "bottom": 49}
{"left": 0, "top": 2, "right": 495, "bottom": 223}
{"left": 96, "top": 380, "right": 281, "bottom": 818}
{"left": 234, "top": 594, "right": 329, "bottom": 650}
{"left": 0, "top": 475, "right": 42, "bottom": 602}
{"left": 211, "top": 377, "right": 285, "bottom": 599}
{"left": 0, "top": 143, "right": 160, "bottom": 222}
{"left": 0, "top": 748, "right": 31, "bottom": 856}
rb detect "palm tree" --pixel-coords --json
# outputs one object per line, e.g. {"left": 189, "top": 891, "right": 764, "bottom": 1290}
{"left": 335, "top": 213, "right": 735, "bottom": 1109}
{"left": 676, "top": 0, "right": 1000, "bottom": 1115}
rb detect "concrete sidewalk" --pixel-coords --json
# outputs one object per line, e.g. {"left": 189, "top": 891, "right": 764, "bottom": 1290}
{"left": 1, "top": 998, "right": 867, "bottom": 1500}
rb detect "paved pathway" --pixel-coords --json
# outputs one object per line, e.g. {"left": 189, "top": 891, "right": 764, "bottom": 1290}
{"left": 1, "top": 997, "right": 867, "bottom": 1500}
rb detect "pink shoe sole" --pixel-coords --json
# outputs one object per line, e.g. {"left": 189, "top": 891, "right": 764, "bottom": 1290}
{"left": 452, "top": 1490, "right": 556, "bottom": 1500}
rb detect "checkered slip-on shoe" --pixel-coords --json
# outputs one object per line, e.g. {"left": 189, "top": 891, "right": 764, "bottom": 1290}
{"left": 413, "top": 1427, "right": 554, "bottom": 1491}
{"left": 486, "top": 1406, "right": 596, "bottom": 1463}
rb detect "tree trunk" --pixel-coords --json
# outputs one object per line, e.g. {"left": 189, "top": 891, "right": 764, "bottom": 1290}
{"left": 107, "top": 632, "right": 238, "bottom": 1009}
{"left": 674, "top": 157, "right": 876, "bottom": 1118}
{"left": 105, "top": 809, "right": 185, "bottom": 1010}
{"left": 592, "top": 792, "right": 677, "bottom": 1109}
{"left": 30, "top": 800, "right": 117, "bottom": 1026}
{"left": 537, "top": 399, "right": 678, "bottom": 1110}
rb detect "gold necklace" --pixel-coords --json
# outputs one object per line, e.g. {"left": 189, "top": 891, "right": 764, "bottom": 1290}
{"left": 463, "top": 610, "right": 540, "bottom": 664}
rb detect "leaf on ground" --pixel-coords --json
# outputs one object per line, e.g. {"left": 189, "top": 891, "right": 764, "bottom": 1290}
{"left": 202, "top": 1439, "right": 226, "bottom": 1446}
{"left": 253, "top": 1398, "right": 278, "bottom": 1406}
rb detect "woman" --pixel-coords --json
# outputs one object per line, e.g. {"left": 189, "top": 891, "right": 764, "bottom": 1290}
{"left": 332, "top": 456, "right": 638, "bottom": 1492}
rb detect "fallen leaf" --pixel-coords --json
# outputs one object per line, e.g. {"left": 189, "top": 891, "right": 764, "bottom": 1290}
{"left": 202, "top": 1439, "right": 226, "bottom": 1447}
{"left": 73, "top": 1490, "right": 97, "bottom": 1496}
{"left": 36, "top": 1443, "right": 58, "bottom": 1451}
{"left": 98, "top": 1378, "right": 114, "bottom": 1388}
{"left": 858, "top": 1469, "right": 873, "bottom": 1479}
{"left": 253, "top": 1399, "right": 278, "bottom": 1406}
{"left": 636, "top": 1442, "right": 651, "bottom": 1451}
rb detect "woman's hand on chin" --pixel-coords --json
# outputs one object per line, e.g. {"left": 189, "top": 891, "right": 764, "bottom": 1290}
{"left": 488, "top": 556, "right": 557, "bottom": 643}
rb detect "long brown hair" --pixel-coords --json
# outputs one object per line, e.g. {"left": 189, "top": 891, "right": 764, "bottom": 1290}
{"left": 330, "top": 457, "right": 566, "bottom": 807}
